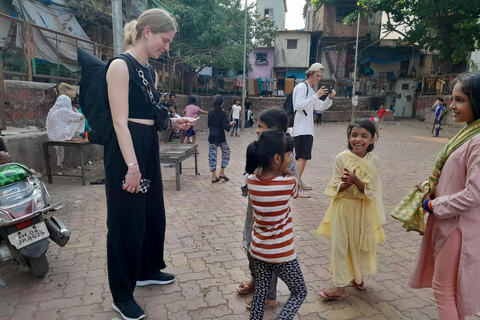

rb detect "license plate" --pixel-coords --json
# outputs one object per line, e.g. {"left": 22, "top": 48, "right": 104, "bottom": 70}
{"left": 8, "top": 222, "right": 50, "bottom": 249}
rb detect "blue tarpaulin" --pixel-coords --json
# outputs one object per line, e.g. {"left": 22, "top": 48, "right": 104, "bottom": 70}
{"left": 360, "top": 53, "right": 420, "bottom": 65}
{"left": 286, "top": 69, "right": 307, "bottom": 79}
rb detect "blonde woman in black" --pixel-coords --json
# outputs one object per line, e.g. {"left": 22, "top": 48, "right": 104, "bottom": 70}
{"left": 105, "top": 8, "right": 195, "bottom": 320}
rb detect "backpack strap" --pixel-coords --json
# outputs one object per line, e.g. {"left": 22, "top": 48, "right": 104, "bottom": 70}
{"left": 298, "top": 81, "right": 308, "bottom": 116}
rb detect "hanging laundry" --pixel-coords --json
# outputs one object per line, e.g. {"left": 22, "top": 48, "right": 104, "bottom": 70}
{"left": 266, "top": 78, "right": 274, "bottom": 92}
{"left": 224, "top": 77, "right": 235, "bottom": 90}
{"left": 247, "top": 78, "right": 256, "bottom": 95}
{"left": 261, "top": 78, "right": 268, "bottom": 92}
{"left": 236, "top": 77, "right": 244, "bottom": 87}
{"left": 284, "top": 78, "right": 295, "bottom": 95}
{"left": 257, "top": 78, "right": 262, "bottom": 94}
{"left": 254, "top": 80, "right": 260, "bottom": 95}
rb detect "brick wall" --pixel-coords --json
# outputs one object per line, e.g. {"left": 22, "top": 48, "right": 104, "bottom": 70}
{"left": 173, "top": 95, "right": 389, "bottom": 121}
{"left": 4, "top": 80, "right": 56, "bottom": 129}
{"left": 4, "top": 81, "right": 392, "bottom": 132}
{"left": 414, "top": 95, "right": 454, "bottom": 125}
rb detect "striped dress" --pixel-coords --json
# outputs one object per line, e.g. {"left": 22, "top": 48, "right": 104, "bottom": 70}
{"left": 247, "top": 174, "right": 298, "bottom": 264}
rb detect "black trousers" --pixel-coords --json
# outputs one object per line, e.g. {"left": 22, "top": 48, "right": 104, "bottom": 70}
{"left": 104, "top": 121, "right": 166, "bottom": 302}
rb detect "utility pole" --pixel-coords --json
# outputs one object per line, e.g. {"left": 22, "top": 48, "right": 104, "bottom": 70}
{"left": 112, "top": 0, "right": 123, "bottom": 56}
{"left": 241, "top": 0, "right": 248, "bottom": 131}
{"left": 351, "top": 11, "right": 360, "bottom": 120}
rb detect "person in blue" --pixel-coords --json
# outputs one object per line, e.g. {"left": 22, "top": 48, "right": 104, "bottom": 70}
{"left": 434, "top": 98, "right": 445, "bottom": 137}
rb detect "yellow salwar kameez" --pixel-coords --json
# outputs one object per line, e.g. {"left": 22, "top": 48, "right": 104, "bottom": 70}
{"left": 317, "top": 151, "right": 386, "bottom": 287}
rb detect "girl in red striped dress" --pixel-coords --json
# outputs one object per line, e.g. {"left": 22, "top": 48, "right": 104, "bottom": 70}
{"left": 246, "top": 130, "right": 307, "bottom": 320}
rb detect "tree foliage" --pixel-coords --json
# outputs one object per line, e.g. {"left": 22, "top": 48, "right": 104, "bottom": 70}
{"left": 64, "top": 0, "right": 112, "bottom": 24}
{"left": 65, "top": 0, "right": 277, "bottom": 72}
{"left": 311, "top": 0, "right": 480, "bottom": 73}
{"left": 163, "top": 0, "right": 277, "bottom": 72}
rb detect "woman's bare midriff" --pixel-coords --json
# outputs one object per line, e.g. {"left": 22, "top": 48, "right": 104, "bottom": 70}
{"left": 128, "top": 118, "right": 155, "bottom": 125}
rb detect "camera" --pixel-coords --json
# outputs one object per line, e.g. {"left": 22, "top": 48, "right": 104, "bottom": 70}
{"left": 328, "top": 86, "right": 333, "bottom": 94}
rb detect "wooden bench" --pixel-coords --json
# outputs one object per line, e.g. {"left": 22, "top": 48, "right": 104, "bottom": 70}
{"left": 159, "top": 144, "right": 198, "bottom": 191}
{"left": 42, "top": 140, "right": 92, "bottom": 186}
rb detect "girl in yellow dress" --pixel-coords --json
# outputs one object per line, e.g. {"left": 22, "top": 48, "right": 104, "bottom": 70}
{"left": 317, "top": 118, "right": 386, "bottom": 300}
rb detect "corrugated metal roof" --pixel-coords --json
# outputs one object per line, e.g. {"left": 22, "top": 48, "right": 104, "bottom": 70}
{"left": 12, "top": 0, "right": 93, "bottom": 70}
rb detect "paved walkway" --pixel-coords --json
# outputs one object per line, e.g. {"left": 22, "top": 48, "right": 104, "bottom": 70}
{"left": 0, "top": 120, "right": 476, "bottom": 320}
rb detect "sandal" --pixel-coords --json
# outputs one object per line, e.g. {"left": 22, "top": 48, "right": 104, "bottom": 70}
{"left": 90, "top": 178, "right": 105, "bottom": 185}
{"left": 219, "top": 175, "right": 229, "bottom": 181}
{"left": 211, "top": 177, "right": 220, "bottom": 183}
{"left": 236, "top": 280, "right": 254, "bottom": 295}
{"left": 245, "top": 298, "right": 277, "bottom": 310}
{"left": 351, "top": 280, "right": 366, "bottom": 291}
{"left": 318, "top": 289, "right": 345, "bottom": 301}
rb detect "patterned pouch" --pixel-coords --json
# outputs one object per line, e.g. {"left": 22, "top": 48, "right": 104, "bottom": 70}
{"left": 121, "top": 177, "right": 151, "bottom": 193}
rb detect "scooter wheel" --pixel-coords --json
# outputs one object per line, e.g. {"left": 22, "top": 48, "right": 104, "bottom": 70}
{"left": 26, "top": 254, "right": 49, "bottom": 278}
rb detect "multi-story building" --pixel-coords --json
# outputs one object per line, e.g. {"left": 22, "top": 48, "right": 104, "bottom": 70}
{"left": 273, "top": 30, "right": 311, "bottom": 93}
{"left": 255, "top": 0, "right": 287, "bottom": 31}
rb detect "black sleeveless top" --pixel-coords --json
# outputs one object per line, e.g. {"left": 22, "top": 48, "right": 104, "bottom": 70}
{"left": 122, "top": 53, "right": 158, "bottom": 120}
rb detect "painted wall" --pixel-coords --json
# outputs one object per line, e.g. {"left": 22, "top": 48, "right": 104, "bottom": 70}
{"left": 274, "top": 31, "right": 310, "bottom": 68}
{"left": 392, "top": 78, "right": 416, "bottom": 117}
{"left": 248, "top": 47, "right": 275, "bottom": 79}
{"left": 316, "top": 4, "right": 368, "bottom": 38}
{"left": 256, "top": 0, "right": 286, "bottom": 31}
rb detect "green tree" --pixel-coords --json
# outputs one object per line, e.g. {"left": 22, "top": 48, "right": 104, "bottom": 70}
{"left": 311, "top": 0, "right": 480, "bottom": 73}
{"left": 163, "top": 0, "right": 277, "bottom": 73}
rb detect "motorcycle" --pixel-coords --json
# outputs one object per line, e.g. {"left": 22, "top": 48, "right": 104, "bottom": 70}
{"left": 0, "top": 162, "right": 70, "bottom": 278}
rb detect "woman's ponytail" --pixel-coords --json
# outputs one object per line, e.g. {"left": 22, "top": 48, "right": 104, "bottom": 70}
{"left": 123, "top": 20, "right": 138, "bottom": 51}
{"left": 245, "top": 140, "right": 260, "bottom": 174}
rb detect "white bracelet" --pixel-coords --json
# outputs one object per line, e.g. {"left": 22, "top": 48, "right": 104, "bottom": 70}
{"left": 127, "top": 162, "right": 138, "bottom": 167}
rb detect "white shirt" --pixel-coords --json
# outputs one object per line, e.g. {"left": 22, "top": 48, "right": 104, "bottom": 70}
{"left": 231, "top": 104, "right": 241, "bottom": 119}
{"left": 292, "top": 82, "right": 333, "bottom": 137}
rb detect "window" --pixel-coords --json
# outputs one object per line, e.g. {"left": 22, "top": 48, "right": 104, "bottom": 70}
{"left": 335, "top": 5, "right": 356, "bottom": 21}
{"left": 264, "top": 8, "right": 273, "bottom": 19}
{"left": 255, "top": 52, "right": 268, "bottom": 65}
{"left": 287, "top": 39, "right": 298, "bottom": 49}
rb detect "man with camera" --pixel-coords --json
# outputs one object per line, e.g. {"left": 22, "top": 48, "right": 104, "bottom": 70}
{"left": 292, "top": 63, "right": 336, "bottom": 191}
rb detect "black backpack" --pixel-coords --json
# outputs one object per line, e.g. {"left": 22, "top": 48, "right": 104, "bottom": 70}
{"left": 77, "top": 48, "right": 163, "bottom": 144}
{"left": 283, "top": 82, "right": 308, "bottom": 127}
{"left": 77, "top": 48, "right": 112, "bottom": 145}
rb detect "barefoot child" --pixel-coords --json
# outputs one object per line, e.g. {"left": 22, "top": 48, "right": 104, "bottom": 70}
{"left": 376, "top": 104, "right": 388, "bottom": 129}
{"left": 246, "top": 130, "right": 307, "bottom": 320}
{"left": 236, "top": 108, "right": 300, "bottom": 309}
{"left": 317, "top": 118, "right": 386, "bottom": 300}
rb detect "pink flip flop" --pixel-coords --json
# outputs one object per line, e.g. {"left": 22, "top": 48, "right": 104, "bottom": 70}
{"left": 318, "top": 290, "right": 345, "bottom": 301}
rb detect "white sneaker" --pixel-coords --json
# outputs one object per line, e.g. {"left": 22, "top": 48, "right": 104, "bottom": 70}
{"left": 300, "top": 181, "right": 312, "bottom": 190}
{"left": 298, "top": 190, "right": 311, "bottom": 198}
